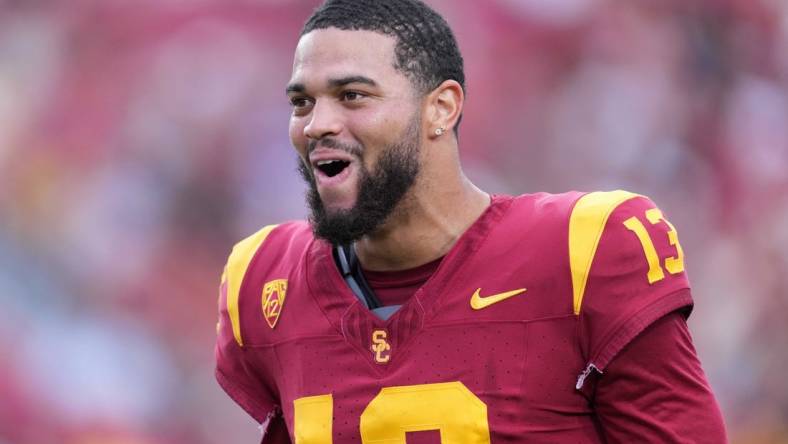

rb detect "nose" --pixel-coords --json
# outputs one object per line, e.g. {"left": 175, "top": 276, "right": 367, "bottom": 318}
{"left": 303, "top": 100, "right": 342, "bottom": 141}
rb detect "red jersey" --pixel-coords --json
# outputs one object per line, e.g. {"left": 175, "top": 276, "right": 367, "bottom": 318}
{"left": 215, "top": 191, "right": 708, "bottom": 443}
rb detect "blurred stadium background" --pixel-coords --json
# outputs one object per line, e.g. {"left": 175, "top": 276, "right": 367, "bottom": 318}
{"left": 1, "top": 0, "right": 787, "bottom": 442}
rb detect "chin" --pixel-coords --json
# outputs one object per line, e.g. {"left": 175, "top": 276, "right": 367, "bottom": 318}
{"left": 318, "top": 193, "right": 357, "bottom": 213}
{"left": 322, "top": 203, "right": 355, "bottom": 215}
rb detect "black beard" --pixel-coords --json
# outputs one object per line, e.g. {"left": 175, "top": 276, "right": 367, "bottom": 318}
{"left": 298, "top": 125, "right": 420, "bottom": 246}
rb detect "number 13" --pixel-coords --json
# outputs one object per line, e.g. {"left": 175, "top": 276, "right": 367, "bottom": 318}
{"left": 623, "top": 208, "right": 685, "bottom": 284}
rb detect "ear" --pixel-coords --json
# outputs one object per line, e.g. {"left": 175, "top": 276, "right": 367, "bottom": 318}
{"left": 425, "top": 79, "right": 464, "bottom": 138}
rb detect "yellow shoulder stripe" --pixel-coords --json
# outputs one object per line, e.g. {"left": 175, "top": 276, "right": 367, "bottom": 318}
{"left": 568, "top": 191, "right": 640, "bottom": 315}
{"left": 225, "top": 224, "right": 279, "bottom": 346}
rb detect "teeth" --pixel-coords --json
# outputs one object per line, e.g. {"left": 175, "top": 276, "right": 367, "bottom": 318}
{"left": 316, "top": 160, "right": 341, "bottom": 166}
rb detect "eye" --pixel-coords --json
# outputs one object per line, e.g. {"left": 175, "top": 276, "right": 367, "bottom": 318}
{"left": 341, "top": 91, "right": 365, "bottom": 102}
{"left": 289, "top": 96, "right": 314, "bottom": 116}
{"left": 289, "top": 96, "right": 313, "bottom": 109}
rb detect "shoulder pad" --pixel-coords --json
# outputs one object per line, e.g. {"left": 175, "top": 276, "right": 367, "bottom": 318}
{"left": 223, "top": 224, "right": 279, "bottom": 347}
{"left": 568, "top": 190, "right": 641, "bottom": 314}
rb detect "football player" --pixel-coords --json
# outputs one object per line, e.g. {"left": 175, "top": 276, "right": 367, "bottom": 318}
{"left": 215, "top": 0, "right": 727, "bottom": 442}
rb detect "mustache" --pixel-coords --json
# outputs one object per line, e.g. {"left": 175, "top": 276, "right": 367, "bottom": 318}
{"left": 307, "top": 137, "right": 363, "bottom": 157}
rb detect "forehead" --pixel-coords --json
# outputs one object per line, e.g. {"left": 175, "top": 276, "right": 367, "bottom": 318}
{"left": 290, "top": 28, "right": 406, "bottom": 90}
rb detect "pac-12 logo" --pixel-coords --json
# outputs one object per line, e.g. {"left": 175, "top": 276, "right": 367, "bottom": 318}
{"left": 371, "top": 329, "right": 391, "bottom": 363}
{"left": 262, "top": 279, "right": 287, "bottom": 329}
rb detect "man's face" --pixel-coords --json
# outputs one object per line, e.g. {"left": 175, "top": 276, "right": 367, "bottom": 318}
{"left": 287, "top": 29, "right": 424, "bottom": 244}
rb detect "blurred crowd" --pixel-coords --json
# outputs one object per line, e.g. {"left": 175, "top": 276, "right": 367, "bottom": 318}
{"left": 1, "top": 0, "right": 786, "bottom": 443}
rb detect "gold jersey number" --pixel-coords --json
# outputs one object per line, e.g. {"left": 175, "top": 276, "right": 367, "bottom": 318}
{"left": 293, "top": 381, "right": 491, "bottom": 443}
{"left": 623, "top": 208, "right": 685, "bottom": 284}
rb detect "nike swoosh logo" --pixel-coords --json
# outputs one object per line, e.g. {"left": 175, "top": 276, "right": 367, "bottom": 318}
{"left": 470, "top": 288, "right": 527, "bottom": 310}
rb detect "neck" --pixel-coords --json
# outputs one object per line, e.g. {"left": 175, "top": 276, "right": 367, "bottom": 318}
{"left": 354, "top": 141, "right": 490, "bottom": 271}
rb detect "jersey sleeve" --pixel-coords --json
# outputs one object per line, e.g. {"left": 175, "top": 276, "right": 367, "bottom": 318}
{"left": 215, "top": 275, "right": 280, "bottom": 425}
{"left": 569, "top": 191, "right": 693, "bottom": 388}
{"left": 215, "top": 224, "right": 295, "bottom": 442}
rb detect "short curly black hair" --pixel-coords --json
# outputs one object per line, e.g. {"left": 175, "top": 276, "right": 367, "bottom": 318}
{"left": 301, "top": 0, "right": 465, "bottom": 96}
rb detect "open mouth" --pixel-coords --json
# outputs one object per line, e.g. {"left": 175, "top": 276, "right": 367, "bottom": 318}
{"left": 316, "top": 160, "right": 351, "bottom": 177}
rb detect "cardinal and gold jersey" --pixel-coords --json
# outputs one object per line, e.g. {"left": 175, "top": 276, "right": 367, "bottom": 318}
{"left": 215, "top": 190, "right": 696, "bottom": 443}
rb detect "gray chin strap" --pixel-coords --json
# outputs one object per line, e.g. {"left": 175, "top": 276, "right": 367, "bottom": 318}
{"left": 334, "top": 244, "right": 401, "bottom": 320}
{"left": 371, "top": 305, "right": 401, "bottom": 321}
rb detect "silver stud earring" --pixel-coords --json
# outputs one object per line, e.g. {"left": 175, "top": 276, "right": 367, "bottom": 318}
{"left": 434, "top": 127, "right": 445, "bottom": 136}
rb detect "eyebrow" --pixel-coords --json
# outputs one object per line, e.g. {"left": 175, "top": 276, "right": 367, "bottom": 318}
{"left": 328, "top": 75, "right": 377, "bottom": 88}
{"left": 286, "top": 83, "right": 305, "bottom": 94}
{"left": 285, "top": 75, "right": 378, "bottom": 95}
